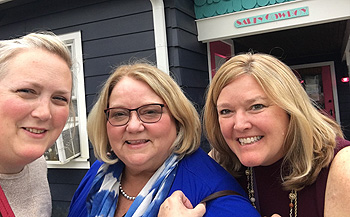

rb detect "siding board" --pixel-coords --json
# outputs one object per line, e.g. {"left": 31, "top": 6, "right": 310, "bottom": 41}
{"left": 72, "top": 12, "right": 154, "bottom": 41}
{"left": 83, "top": 31, "right": 155, "bottom": 59}
{"left": 84, "top": 51, "right": 156, "bottom": 77}
{"left": 0, "top": 0, "right": 151, "bottom": 27}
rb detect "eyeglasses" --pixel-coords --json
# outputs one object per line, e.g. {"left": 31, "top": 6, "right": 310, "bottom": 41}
{"left": 104, "top": 103, "right": 165, "bottom": 126}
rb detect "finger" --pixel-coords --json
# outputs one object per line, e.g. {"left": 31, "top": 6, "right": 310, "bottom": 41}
{"left": 172, "top": 190, "right": 194, "bottom": 209}
{"left": 181, "top": 195, "right": 194, "bottom": 209}
{"left": 192, "top": 203, "right": 206, "bottom": 216}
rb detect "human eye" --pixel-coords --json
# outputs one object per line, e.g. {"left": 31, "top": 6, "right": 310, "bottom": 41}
{"left": 53, "top": 96, "right": 69, "bottom": 104}
{"left": 16, "top": 88, "right": 37, "bottom": 98}
{"left": 218, "top": 109, "right": 233, "bottom": 117}
{"left": 17, "top": 88, "right": 35, "bottom": 94}
{"left": 140, "top": 105, "right": 161, "bottom": 116}
{"left": 110, "top": 109, "right": 128, "bottom": 119}
{"left": 250, "top": 104, "right": 266, "bottom": 111}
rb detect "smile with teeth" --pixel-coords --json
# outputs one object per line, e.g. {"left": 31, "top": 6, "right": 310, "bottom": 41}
{"left": 24, "top": 127, "right": 46, "bottom": 134}
{"left": 125, "top": 139, "right": 150, "bottom": 144}
{"left": 238, "top": 136, "right": 262, "bottom": 145}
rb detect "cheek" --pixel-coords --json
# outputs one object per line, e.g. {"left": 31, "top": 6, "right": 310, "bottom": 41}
{"left": 1, "top": 99, "right": 29, "bottom": 115}
{"left": 52, "top": 107, "right": 70, "bottom": 128}
{"left": 106, "top": 125, "right": 123, "bottom": 144}
{"left": 155, "top": 117, "right": 177, "bottom": 144}
{"left": 219, "top": 119, "right": 232, "bottom": 139}
{"left": 271, "top": 112, "right": 289, "bottom": 136}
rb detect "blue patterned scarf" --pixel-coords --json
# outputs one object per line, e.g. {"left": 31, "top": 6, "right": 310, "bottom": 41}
{"left": 86, "top": 153, "right": 179, "bottom": 217}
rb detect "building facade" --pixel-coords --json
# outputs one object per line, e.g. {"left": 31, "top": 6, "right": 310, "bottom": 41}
{"left": 0, "top": 0, "right": 349, "bottom": 216}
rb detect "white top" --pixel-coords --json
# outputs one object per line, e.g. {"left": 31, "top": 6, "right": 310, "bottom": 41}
{"left": 0, "top": 156, "right": 52, "bottom": 217}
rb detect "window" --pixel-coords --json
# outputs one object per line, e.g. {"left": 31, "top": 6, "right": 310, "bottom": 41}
{"left": 44, "top": 31, "right": 90, "bottom": 169}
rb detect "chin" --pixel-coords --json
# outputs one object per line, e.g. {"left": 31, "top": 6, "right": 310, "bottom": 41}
{"left": 238, "top": 156, "right": 262, "bottom": 168}
{"left": 20, "top": 148, "right": 47, "bottom": 161}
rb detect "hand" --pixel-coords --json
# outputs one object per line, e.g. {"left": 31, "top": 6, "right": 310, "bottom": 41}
{"left": 158, "top": 190, "right": 206, "bottom": 217}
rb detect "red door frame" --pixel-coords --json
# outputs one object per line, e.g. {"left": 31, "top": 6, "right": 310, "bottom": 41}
{"left": 209, "top": 41, "right": 232, "bottom": 79}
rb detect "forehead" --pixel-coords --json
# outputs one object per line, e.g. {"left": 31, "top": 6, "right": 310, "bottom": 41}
{"left": 109, "top": 76, "right": 164, "bottom": 107}
{"left": 221, "top": 75, "right": 263, "bottom": 94}
{"left": 217, "top": 75, "right": 269, "bottom": 105}
{"left": 2, "top": 49, "right": 72, "bottom": 89}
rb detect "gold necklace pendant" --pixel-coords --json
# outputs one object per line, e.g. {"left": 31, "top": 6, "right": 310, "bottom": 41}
{"left": 246, "top": 167, "right": 297, "bottom": 216}
{"left": 245, "top": 167, "right": 256, "bottom": 208}
{"left": 289, "top": 190, "right": 297, "bottom": 217}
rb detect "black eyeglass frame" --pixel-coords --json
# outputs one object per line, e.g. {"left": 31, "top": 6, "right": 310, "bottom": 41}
{"left": 104, "top": 103, "right": 165, "bottom": 126}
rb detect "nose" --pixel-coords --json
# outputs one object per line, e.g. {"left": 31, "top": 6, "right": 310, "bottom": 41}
{"left": 126, "top": 111, "right": 144, "bottom": 132}
{"left": 233, "top": 111, "right": 252, "bottom": 131}
{"left": 31, "top": 98, "right": 52, "bottom": 121}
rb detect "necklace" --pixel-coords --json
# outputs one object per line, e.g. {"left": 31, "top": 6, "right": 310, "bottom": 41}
{"left": 245, "top": 167, "right": 297, "bottom": 217}
{"left": 119, "top": 183, "right": 136, "bottom": 201}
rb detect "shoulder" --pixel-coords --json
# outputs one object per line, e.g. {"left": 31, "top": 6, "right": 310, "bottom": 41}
{"left": 29, "top": 155, "right": 47, "bottom": 171}
{"left": 28, "top": 156, "right": 50, "bottom": 185}
{"left": 178, "top": 149, "right": 237, "bottom": 186}
{"left": 173, "top": 149, "right": 258, "bottom": 217}
{"left": 329, "top": 143, "right": 350, "bottom": 183}
{"left": 172, "top": 148, "right": 247, "bottom": 197}
{"left": 325, "top": 146, "right": 350, "bottom": 215}
{"left": 335, "top": 138, "right": 350, "bottom": 154}
{"left": 329, "top": 146, "right": 350, "bottom": 179}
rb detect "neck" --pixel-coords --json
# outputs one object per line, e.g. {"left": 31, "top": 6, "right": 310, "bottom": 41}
{"left": 0, "top": 163, "right": 24, "bottom": 174}
{"left": 121, "top": 168, "right": 154, "bottom": 196}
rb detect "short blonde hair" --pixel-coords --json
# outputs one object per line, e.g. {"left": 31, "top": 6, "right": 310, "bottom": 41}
{"left": 0, "top": 31, "right": 72, "bottom": 78}
{"left": 88, "top": 62, "right": 201, "bottom": 164}
{"left": 204, "top": 53, "right": 343, "bottom": 190}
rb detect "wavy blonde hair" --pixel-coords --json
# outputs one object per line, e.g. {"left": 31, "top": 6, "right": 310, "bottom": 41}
{"left": 88, "top": 62, "right": 201, "bottom": 164}
{"left": 204, "top": 53, "right": 343, "bottom": 190}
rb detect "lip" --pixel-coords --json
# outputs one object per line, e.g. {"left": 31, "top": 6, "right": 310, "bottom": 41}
{"left": 23, "top": 127, "right": 47, "bottom": 134}
{"left": 22, "top": 127, "right": 48, "bottom": 138}
{"left": 124, "top": 139, "right": 150, "bottom": 149}
{"left": 237, "top": 136, "right": 263, "bottom": 146}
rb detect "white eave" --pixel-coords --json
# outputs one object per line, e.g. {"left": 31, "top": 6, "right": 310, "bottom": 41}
{"left": 196, "top": 0, "right": 350, "bottom": 43}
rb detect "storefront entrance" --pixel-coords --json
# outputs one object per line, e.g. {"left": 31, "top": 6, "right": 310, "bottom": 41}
{"left": 292, "top": 62, "right": 339, "bottom": 121}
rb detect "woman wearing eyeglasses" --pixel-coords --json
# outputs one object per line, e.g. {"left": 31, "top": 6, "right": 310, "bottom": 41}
{"left": 67, "top": 62, "right": 260, "bottom": 217}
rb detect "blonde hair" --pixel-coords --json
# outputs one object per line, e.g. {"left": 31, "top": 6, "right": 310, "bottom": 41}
{"left": 204, "top": 53, "right": 343, "bottom": 190}
{"left": 0, "top": 31, "right": 72, "bottom": 77}
{"left": 88, "top": 62, "right": 201, "bottom": 164}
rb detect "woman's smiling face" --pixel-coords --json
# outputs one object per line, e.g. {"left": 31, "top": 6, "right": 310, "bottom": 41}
{"left": 216, "top": 74, "right": 290, "bottom": 167}
{"left": 0, "top": 49, "right": 72, "bottom": 173}
{"left": 106, "top": 76, "right": 177, "bottom": 174}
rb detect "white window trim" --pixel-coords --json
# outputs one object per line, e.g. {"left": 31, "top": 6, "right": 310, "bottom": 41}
{"left": 47, "top": 31, "right": 90, "bottom": 169}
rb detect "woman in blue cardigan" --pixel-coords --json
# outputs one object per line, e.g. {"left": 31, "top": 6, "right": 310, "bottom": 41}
{"left": 68, "top": 62, "right": 259, "bottom": 217}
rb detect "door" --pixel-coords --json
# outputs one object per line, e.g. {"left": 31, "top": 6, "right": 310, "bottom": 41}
{"left": 294, "top": 65, "right": 335, "bottom": 119}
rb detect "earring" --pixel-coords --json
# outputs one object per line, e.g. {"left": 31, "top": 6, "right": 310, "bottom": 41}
{"left": 107, "top": 148, "right": 117, "bottom": 159}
